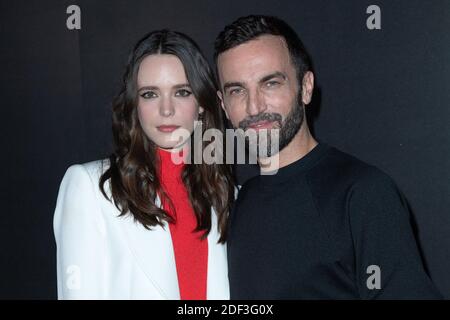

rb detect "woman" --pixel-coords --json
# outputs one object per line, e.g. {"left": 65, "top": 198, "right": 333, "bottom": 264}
{"left": 53, "top": 30, "right": 235, "bottom": 299}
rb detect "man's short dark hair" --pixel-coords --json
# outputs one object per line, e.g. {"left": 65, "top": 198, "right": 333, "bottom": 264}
{"left": 214, "top": 15, "right": 312, "bottom": 86}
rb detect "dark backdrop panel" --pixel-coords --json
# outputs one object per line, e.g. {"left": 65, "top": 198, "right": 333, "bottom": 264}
{"left": 0, "top": 0, "right": 84, "bottom": 298}
{"left": 1, "top": 0, "right": 449, "bottom": 298}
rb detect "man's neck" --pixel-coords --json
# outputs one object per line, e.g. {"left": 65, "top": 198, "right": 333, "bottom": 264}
{"left": 259, "top": 124, "right": 318, "bottom": 174}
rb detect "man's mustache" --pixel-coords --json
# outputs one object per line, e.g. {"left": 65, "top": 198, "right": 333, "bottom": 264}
{"left": 238, "top": 112, "right": 282, "bottom": 130}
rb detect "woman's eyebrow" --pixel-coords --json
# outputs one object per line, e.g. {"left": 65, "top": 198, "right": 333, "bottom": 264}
{"left": 172, "top": 83, "right": 191, "bottom": 89}
{"left": 138, "top": 85, "right": 158, "bottom": 92}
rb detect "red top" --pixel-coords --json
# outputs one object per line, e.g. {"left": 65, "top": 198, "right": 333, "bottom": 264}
{"left": 157, "top": 148, "right": 208, "bottom": 300}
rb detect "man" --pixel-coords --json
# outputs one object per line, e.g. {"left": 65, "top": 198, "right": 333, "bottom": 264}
{"left": 214, "top": 15, "right": 442, "bottom": 299}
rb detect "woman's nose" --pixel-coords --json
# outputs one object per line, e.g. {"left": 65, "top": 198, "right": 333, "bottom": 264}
{"left": 159, "top": 97, "right": 175, "bottom": 117}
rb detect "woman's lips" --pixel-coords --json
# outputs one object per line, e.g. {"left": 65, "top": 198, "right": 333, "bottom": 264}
{"left": 157, "top": 125, "right": 180, "bottom": 133}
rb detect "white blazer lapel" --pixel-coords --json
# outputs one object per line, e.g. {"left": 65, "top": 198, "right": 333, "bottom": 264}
{"left": 107, "top": 187, "right": 228, "bottom": 299}
{"left": 119, "top": 196, "right": 180, "bottom": 300}
{"left": 206, "top": 209, "right": 230, "bottom": 299}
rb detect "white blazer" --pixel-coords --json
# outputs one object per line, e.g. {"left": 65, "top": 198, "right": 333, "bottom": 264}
{"left": 53, "top": 160, "right": 230, "bottom": 300}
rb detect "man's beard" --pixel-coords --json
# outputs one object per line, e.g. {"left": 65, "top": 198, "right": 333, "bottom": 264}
{"left": 238, "top": 96, "right": 305, "bottom": 158}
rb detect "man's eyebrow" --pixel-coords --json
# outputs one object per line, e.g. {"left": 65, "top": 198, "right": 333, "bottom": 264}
{"left": 222, "top": 72, "right": 286, "bottom": 92}
{"left": 259, "top": 72, "right": 287, "bottom": 84}
{"left": 223, "top": 81, "right": 245, "bottom": 92}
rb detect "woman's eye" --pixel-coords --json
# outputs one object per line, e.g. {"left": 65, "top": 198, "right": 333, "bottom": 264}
{"left": 175, "top": 89, "right": 192, "bottom": 97}
{"left": 140, "top": 91, "right": 157, "bottom": 99}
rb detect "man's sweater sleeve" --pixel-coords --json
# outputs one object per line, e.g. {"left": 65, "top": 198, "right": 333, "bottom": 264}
{"left": 347, "top": 168, "right": 443, "bottom": 299}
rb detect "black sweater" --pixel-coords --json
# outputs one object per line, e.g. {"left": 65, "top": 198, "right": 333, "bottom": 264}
{"left": 227, "top": 143, "right": 442, "bottom": 299}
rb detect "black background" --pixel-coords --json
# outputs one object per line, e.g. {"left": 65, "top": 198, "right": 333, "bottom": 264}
{"left": 1, "top": 0, "right": 449, "bottom": 299}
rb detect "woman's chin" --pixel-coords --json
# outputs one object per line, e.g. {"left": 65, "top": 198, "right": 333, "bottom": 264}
{"left": 155, "top": 139, "right": 189, "bottom": 151}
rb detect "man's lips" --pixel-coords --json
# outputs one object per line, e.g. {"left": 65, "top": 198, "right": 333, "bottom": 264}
{"left": 157, "top": 125, "right": 180, "bottom": 133}
{"left": 247, "top": 121, "right": 276, "bottom": 130}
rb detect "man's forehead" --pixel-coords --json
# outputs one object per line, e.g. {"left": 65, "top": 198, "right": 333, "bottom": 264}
{"left": 219, "top": 35, "right": 289, "bottom": 62}
{"left": 217, "top": 35, "right": 293, "bottom": 84}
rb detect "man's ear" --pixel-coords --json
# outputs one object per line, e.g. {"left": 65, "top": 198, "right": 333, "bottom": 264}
{"left": 217, "top": 90, "right": 230, "bottom": 120}
{"left": 301, "top": 71, "right": 314, "bottom": 105}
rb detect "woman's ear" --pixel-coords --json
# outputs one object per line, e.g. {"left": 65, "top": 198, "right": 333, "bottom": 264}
{"left": 198, "top": 106, "right": 205, "bottom": 121}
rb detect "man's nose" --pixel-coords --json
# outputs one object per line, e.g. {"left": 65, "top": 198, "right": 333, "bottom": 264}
{"left": 246, "top": 89, "right": 266, "bottom": 116}
{"left": 159, "top": 97, "right": 175, "bottom": 117}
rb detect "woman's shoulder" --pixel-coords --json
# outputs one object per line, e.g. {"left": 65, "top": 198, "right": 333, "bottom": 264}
{"left": 54, "top": 160, "right": 111, "bottom": 244}
{"left": 77, "top": 158, "right": 110, "bottom": 177}
{"left": 57, "top": 159, "right": 112, "bottom": 202}
{"left": 63, "top": 158, "right": 110, "bottom": 183}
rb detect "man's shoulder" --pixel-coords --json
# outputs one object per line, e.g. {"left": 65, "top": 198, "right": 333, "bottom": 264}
{"left": 321, "top": 145, "right": 374, "bottom": 173}
{"left": 308, "top": 144, "right": 396, "bottom": 190}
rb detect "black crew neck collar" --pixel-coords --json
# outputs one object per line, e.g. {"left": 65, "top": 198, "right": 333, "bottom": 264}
{"left": 256, "top": 142, "right": 331, "bottom": 185}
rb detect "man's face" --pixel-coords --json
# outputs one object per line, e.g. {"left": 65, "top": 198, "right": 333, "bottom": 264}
{"left": 217, "top": 35, "right": 312, "bottom": 156}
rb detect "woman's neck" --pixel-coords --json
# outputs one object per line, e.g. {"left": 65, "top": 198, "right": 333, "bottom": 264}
{"left": 157, "top": 147, "right": 186, "bottom": 183}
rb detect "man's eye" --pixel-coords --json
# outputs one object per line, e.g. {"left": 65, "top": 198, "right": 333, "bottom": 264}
{"left": 140, "top": 91, "right": 157, "bottom": 99}
{"left": 266, "top": 81, "right": 280, "bottom": 88}
{"left": 229, "top": 88, "right": 244, "bottom": 96}
{"left": 175, "top": 89, "right": 192, "bottom": 97}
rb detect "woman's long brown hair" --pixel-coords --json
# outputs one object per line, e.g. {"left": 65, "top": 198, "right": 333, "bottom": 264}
{"left": 99, "top": 30, "right": 234, "bottom": 243}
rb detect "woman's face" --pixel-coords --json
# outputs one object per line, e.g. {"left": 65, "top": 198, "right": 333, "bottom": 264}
{"left": 136, "top": 54, "right": 203, "bottom": 150}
